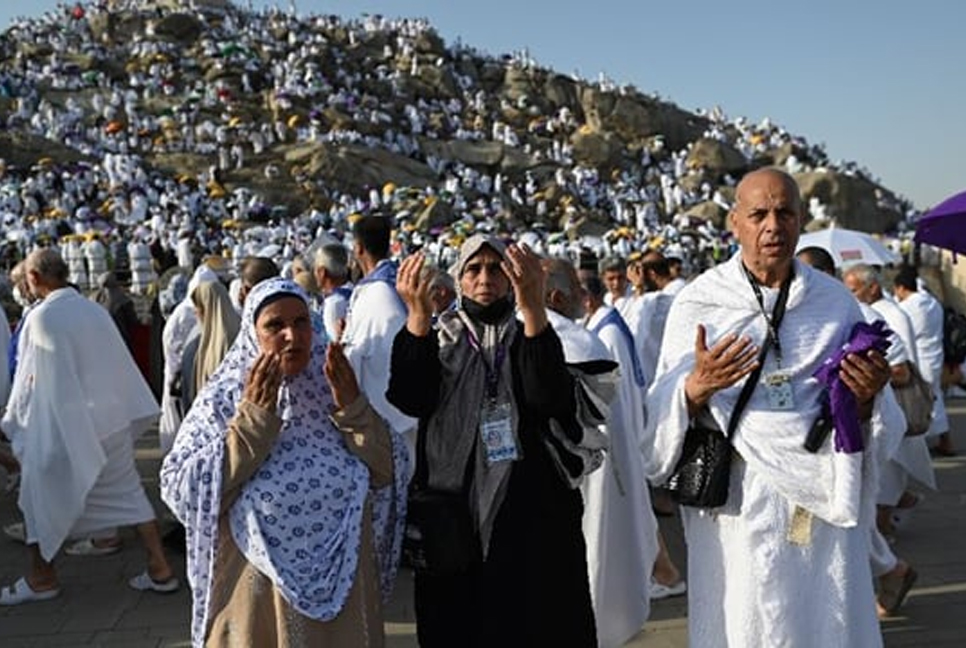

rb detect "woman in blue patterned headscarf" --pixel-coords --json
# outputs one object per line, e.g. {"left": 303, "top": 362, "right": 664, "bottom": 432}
{"left": 161, "top": 277, "right": 408, "bottom": 648}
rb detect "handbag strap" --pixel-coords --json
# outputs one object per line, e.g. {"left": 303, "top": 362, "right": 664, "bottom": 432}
{"left": 725, "top": 267, "right": 794, "bottom": 441}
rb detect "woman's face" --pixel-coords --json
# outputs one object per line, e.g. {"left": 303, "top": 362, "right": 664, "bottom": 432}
{"left": 254, "top": 296, "right": 313, "bottom": 376}
{"left": 459, "top": 247, "right": 509, "bottom": 305}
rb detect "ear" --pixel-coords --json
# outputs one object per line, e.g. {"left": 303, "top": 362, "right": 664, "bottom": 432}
{"left": 546, "top": 287, "right": 560, "bottom": 309}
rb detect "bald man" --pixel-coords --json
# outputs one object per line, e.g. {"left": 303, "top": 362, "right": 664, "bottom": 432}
{"left": 644, "top": 169, "right": 902, "bottom": 646}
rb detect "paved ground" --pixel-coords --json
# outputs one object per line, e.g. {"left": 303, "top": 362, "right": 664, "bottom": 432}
{"left": 0, "top": 398, "right": 963, "bottom": 647}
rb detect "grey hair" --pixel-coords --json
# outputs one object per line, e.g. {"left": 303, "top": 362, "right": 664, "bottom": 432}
{"left": 544, "top": 256, "right": 578, "bottom": 298}
{"left": 426, "top": 265, "right": 455, "bottom": 293}
{"left": 313, "top": 242, "right": 349, "bottom": 279}
{"left": 598, "top": 255, "right": 626, "bottom": 275}
{"left": 842, "top": 262, "right": 880, "bottom": 288}
{"left": 27, "top": 248, "right": 69, "bottom": 284}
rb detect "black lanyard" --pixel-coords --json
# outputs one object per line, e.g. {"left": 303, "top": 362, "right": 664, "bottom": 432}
{"left": 465, "top": 327, "right": 506, "bottom": 400}
{"left": 742, "top": 264, "right": 793, "bottom": 367}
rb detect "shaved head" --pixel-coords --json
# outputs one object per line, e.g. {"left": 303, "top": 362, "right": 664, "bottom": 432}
{"left": 729, "top": 168, "right": 803, "bottom": 287}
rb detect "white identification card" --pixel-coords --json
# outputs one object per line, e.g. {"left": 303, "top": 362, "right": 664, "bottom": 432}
{"left": 764, "top": 372, "right": 795, "bottom": 410}
{"left": 480, "top": 401, "right": 517, "bottom": 465}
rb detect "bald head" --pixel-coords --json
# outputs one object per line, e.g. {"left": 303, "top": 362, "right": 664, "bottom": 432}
{"left": 733, "top": 168, "right": 803, "bottom": 215}
{"left": 729, "top": 168, "right": 803, "bottom": 287}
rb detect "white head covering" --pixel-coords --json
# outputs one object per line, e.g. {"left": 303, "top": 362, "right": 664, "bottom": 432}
{"left": 161, "top": 278, "right": 408, "bottom": 645}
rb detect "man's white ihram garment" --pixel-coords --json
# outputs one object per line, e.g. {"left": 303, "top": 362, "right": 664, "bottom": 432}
{"left": 898, "top": 290, "right": 949, "bottom": 437}
{"left": 644, "top": 256, "right": 904, "bottom": 648}
{"left": 577, "top": 307, "right": 658, "bottom": 648}
{"left": 2, "top": 288, "right": 159, "bottom": 561}
{"left": 866, "top": 298, "right": 936, "bottom": 497}
{"left": 341, "top": 261, "right": 416, "bottom": 471}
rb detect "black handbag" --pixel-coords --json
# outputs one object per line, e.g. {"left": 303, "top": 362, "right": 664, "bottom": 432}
{"left": 666, "top": 422, "right": 736, "bottom": 508}
{"left": 402, "top": 427, "right": 478, "bottom": 575}
{"left": 666, "top": 268, "right": 791, "bottom": 508}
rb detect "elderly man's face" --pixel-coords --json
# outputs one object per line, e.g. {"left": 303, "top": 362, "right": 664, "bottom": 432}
{"left": 459, "top": 246, "right": 509, "bottom": 305}
{"left": 843, "top": 273, "right": 877, "bottom": 305}
{"left": 255, "top": 296, "right": 313, "bottom": 376}
{"left": 730, "top": 172, "right": 802, "bottom": 285}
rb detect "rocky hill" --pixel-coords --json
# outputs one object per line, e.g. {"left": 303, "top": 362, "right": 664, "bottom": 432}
{"left": 0, "top": 0, "right": 913, "bottom": 271}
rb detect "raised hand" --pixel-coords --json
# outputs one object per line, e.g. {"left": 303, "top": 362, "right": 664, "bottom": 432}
{"left": 684, "top": 324, "right": 759, "bottom": 414}
{"left": 396, "top": 252, "right": 434, "bottom": 336}
{"left": 501, "top": 243, "right": 547, "bottom": 335}
{"left": 243, "top": 351, "right": 283, "bottom": 413}
{"left": 324, "top": 342, "right": 361, "bottom": 411}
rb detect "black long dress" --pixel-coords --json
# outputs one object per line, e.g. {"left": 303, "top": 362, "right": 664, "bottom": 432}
{"left": 388, "top": 325, "right": 597, "bottom": 648}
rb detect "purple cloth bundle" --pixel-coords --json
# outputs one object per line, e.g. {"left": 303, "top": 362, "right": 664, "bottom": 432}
{"left": 812, "top": 320, "right": 892, "bottom": 453}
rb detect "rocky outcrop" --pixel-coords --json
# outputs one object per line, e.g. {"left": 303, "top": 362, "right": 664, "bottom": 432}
{"left": 686, "top": 138, "right": 748, "bottom": 180}
{"left": 794, "top": 171, "right": 903, "bottom": 233}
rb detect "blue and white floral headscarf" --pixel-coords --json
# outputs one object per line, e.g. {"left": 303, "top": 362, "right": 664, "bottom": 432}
{"left": 160, "top": 277, "right": 408, "bottom": 646}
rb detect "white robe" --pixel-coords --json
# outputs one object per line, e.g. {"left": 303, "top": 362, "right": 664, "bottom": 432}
{"left": 645, "top": 256, "right": 904, "bottom": 648}
{"left": 633, "top": 291, "right": 675, "bottom": 389}
{"left": 578, "top": 307, "right": 658, "bottom": 648}
{"left": 2, "top": 288, "right": 159, "bottom": 560}
{"left": 898, "top": 290, "right": 949, "bottom": 436}
{"left": 341, "top": 263, "right": 415, "bottom": 470}
{"left": 867, "top": 298, "right": 936, "bottom": 496}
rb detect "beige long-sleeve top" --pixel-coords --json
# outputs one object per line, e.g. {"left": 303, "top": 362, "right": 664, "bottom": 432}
{"left": 207, "top": 397, "right": 392, "bottom": 648}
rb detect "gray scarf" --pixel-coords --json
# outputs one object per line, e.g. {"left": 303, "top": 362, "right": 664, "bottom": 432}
{"left": 425, "top": 307, "right": 520, "bottom": 557}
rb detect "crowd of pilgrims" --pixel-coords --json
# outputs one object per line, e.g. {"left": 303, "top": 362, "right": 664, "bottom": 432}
{"left": 0, "top": 2, "right": 957, "bottom": 647}
{"left": 0, "top": 0, "right": 925, "bottom": 290}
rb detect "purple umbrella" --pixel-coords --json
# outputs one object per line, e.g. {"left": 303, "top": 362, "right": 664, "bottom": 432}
{"left": 915, "top": 190, "right": 966, "bottom": 255}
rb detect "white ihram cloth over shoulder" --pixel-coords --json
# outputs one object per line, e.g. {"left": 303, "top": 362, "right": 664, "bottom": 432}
{"left": 579, "top": 307, "right": 658, "bottom": 648}
{"left": 161, "top": 278, "right": 408, "bottom": 647}
{"left": 341, "top": 260, "right": 415, "bottom": 437}
{"left": 2, "top": 288, "right": 159, "bottom": 561}
{"left": 898, "top": 290, "right": 949, "bottom": 437}
{"left": 644, "top": 255, "right": 904, "bottom": 648}
{"left": 861, "top": 300, "right": 936, "bottom": 499}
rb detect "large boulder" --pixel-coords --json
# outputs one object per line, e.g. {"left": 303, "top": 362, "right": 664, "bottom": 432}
{"left": 152, "top": 13, "right": 204, "bottom": 44}
{"left": 417, "top": 64, "right": 460, "bottom": 99}
{"left": 286, "top": 142, "right": 437, "bottom": 192}
{"left": 447, "top": 140, "right": 504, "bottom": 166}
{"left": 570, "top": 130, "right": 622, "bottom": 170}
{"left": 683, "top": 200, "right": 728, "bottom": 229}
{"left": 0, "top": 131, "right": 94, "bottom": 169}
{"left": 414, "top": 30, "right": 446, "bottom": 56}
{"left": 686, "top": 138, "right": 748, "bottom": 179}
{"left": 580, "top": 88, "right": 708, "bottom": 151}
{"left": 794, "top": 171, "right": 903, "bottom": 233}
{"left": 419, "top": 139, "right": 538, "bottom": 173}
{"left": 413, "top": 196, "right": 453, "bottom": 232}
{"left": 542, "top": 74, "right": 582, "bottom": 117}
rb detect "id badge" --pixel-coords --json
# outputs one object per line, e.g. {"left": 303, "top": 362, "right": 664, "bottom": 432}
{"left": 480, "top": 401, "right": 517, "bottom": 465}
{"left": 764, "top": 373, "right": 794, "bottom": 410}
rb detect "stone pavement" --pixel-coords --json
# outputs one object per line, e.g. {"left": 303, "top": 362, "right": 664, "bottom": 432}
{"left": 0, "top": 398, "right": 964, "bottom": 647}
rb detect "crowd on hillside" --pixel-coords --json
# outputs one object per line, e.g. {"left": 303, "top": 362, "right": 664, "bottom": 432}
{"left": 0, "top": 0, "right": 925, "bottom": 297}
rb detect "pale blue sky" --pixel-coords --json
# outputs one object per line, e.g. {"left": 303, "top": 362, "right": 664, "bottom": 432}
{"left": 2, "top": 0, "right": 962, "bottom": 210}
